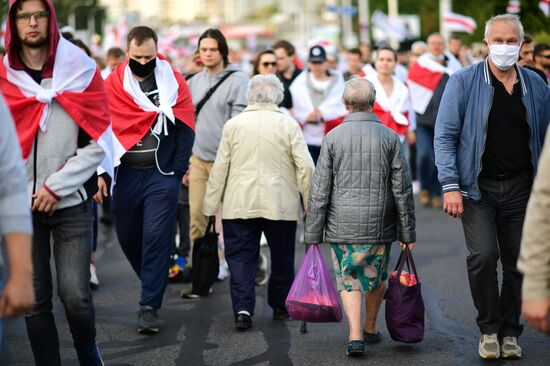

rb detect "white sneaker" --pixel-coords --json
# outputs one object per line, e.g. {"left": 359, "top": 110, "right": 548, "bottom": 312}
{"left": 479, "top": 333, "right": 500, "bottom": 359}
{"left": 90, "top": 263, "right": 99, "bottom": 288}
{"left": 218, "top": 260, "right": 229, "bottom": 281}
{"left": 501, "top": 336, "right": 522, "bottom": 359}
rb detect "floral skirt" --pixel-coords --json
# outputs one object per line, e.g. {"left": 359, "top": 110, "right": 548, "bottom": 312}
{"left": 330, "top": 243, "right": 391, "bottom": 292}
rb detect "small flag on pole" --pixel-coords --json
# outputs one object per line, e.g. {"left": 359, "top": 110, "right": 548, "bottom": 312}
{"left": 442, "top": 12, "right": 477, "bottom": 34}
{"left": 507, "top": 0, "right": 521, "bottom": 14}
{"left": 540, "top": 0, "right": 550, "bottom": 16}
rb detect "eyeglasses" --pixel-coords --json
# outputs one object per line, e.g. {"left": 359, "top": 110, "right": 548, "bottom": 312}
{"left": 15, "top": 11, "right": 49, "bottom": 23}
{"left": 262, "top": 62, "right": 277, "bottom": 67}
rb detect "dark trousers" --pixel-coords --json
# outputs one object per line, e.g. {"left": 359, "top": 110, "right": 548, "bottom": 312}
{"left": 25, "top": 201, "right": 96, "bottom": 366}
{"left": 461, "top": 173, "right": 532, "bottom": 337}
{"left": 174, "top": 186, "right": 191, "bottom": 258}
{"left": 307, "top": 144, "right": 321, "bottom": 165}
{"left": 416, "top": 125, "right": 441, "bottom": 196}
{"left": 113, "top": 165, "right": 180, "bottom": 309}
{"left": 223, "top": 219, "right": 297, "bottom": 316}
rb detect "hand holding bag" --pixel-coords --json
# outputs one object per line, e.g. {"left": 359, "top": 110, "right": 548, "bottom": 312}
{"left": 385, "top": 245, "right": 424, "bottom": 343}
{"left": 285, "top": 245, "right": 342, "bottom": 323}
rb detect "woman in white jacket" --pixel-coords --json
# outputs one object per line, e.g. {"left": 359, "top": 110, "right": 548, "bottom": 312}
{"left": 202, "top": 75, "right": 315, "bottom": 330}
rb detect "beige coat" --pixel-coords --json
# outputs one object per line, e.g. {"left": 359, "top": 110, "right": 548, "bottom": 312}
{"left": 202, "top": 103, "right": 315, "bottom": 221}
{"left": 518, "top": 130, "right": 550, "bottom": 300}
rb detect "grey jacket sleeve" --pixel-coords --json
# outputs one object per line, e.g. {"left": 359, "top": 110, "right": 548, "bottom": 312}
{"left": 304, "top": 138, "right": 333, "bottom": 244}
{"left": 44, "top": 138, "right": 105, "bottom": 200}
{"left": 229, "top": 75, "right": 249, "bottom": 118}
{"left": 0, "top": 97, "right": 32, "bottom": 236}
{"left": 390, "top": 137, "right": 416, "bottom": 243}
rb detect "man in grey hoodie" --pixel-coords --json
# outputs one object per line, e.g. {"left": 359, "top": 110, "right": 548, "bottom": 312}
{"left": 185, "top": 28, "right": 248, "bottom": 297}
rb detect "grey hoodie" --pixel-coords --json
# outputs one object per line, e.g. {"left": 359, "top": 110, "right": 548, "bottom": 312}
{"left": 188, "top": 64, "right": 248, "bottom": 161}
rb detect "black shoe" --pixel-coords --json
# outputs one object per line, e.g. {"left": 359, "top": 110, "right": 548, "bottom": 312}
{"left": 363, "top": 330, "right": 383, "bottom": 344}
{"left": 273, "top": 308, "right": 289, "bottom": 320}
{"left": 235, "top": 313, "right": 252, "bottom": 330}
{"left": 138, "top": 306, "right": 164, "bottom": 335}
{"left": 346, "top": 340, "right": 367, "bottom": 357}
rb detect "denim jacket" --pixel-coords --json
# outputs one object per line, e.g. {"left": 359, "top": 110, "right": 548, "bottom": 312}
{"left": 434, "top": 59, "right": 550, "bottom": 201}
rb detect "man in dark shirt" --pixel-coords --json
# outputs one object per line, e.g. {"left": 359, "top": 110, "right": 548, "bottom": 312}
{"left": 273, "top": 40, "right": 301, "bottom": 111}
{"left": 102, "top": 26, "right": 195, "bottom": 335}
{"left": 435, "top": 14, "right": 550, "bottom": 360}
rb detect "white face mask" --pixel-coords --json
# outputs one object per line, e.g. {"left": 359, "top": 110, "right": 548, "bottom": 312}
{"left": 488, "top": 44, "right": 521, "bottom": 70}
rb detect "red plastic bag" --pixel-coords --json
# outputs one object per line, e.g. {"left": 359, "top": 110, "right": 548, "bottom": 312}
{"left": 285, "top": 245, "right": 343, "bottom": 322}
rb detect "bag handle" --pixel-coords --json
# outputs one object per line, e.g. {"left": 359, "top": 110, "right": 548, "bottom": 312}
{"left": 194, "top": 70, "right": 237, "bottom": 118}
{"left": 205, "top": 216, "right": 217, "bottom": 235}
{"left": 394, "top": 245, "right": 419, "bottom": 282}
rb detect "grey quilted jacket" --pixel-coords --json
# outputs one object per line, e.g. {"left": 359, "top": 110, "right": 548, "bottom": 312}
{"left": 304, "top": 112, "right": 416, "bottom": 244}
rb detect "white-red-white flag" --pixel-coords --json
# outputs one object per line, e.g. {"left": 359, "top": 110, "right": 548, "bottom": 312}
{"left": 507, "top": 0, "right": 521, "bottom": 14}
{"left": 540, "top": 0, "right": 550, "bottom": 16}
{"left": 407, "top": 54, "right": 455, "bottom": 115}
{"left": 442, "top": 12, "right": 477, "bottom": 34}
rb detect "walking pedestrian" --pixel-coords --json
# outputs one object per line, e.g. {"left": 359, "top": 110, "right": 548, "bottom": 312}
{"left": 290, "top": 45, "right": 347, "bottom": 164}
{"left": 0, "top": 95, "right": 34, "bottom": 364}
{"left": 102, "top": 25, "right": 195, "bottom": 334}
{"left": 305, "top": 78, "right": 416, "bottom": 357}
{"left": 185, "top": 28, "right": 249, "bottom": 296}
{"left": 434, "top": 14, "right": 550, "bottom": 359}
{"left": 202, "top": 75, "right": 314, "bottom": 330}
{"left": 407, "top": 33, "right": 460, "bottom": 209}
{"left": 518, "top": 129, "right": 550, "bottom": 336}
{"left": 0, "top": 0, "right": 113, "bottom": 364}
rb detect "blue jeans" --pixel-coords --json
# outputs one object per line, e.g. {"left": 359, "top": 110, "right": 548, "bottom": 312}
{"left": 0, "top": 264, "right": 4, "bottom": 364}
{"left": 415, "top": 125, "right": 441, "bottom": 196}
{"left": 112, "top": 165, "right": 180, "bottom": 309}
{"left": 25, "top": 201, "right": 96, "bottom": 366}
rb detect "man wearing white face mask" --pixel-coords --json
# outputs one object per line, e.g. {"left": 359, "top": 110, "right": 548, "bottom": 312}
{"left": 434, "top": 14, "right": 550, "bottom": 360}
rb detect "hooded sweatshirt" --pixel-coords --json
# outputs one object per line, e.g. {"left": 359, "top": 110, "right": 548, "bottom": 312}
{"left": 0, "top": 0, "right": 109, "bottom": 209}
{"left": 187, "top": 64, "right": 248, "bottom": 162}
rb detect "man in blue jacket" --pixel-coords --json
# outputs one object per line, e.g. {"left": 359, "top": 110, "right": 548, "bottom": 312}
{"left": 435, "top": 14, "right": 550, "bottom": 360}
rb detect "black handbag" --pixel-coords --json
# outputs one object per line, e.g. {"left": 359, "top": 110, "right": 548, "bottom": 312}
{"left": 190, "top": 217, "right": 219, "bottom": 296}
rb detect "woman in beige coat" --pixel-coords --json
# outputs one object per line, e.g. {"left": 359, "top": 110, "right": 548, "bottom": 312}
{"left": 202, "top": 74, "right": 315, "bottom": 330}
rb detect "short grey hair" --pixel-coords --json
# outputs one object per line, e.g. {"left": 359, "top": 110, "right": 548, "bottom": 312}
{"left": 247, "top": 74, "right": 284, "bottom": 105}
{"left": 484, "top": 14, "right": 524, "bottom": 42}
{"left": 342, "top": 78, "right": 376, "bottom": 112}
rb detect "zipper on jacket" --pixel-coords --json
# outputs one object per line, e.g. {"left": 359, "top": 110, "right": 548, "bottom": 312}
{"left": 475, "top": 88, "right": 494, "bottom": 197}
{"left": 31, "top": 135, "right": 38, "bottom": 206}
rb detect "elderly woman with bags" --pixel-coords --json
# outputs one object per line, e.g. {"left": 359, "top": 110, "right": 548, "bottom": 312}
{"left": 305, "top": 78, "right": 416, "bottom": 357}
{"left": 202, "top": 74, "right": 315, "bottom": 330}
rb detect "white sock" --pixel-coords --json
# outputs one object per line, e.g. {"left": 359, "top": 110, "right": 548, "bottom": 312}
{"left": 237, "top": 310, "right": 251, "bottom": 317}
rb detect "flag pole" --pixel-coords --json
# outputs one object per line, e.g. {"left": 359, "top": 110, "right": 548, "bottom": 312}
{"left": 358, "top": 0, "right": 370, "bottom": 45}
{"left": 388, "top": 0, "right": 399, "bottom": 49}
{"left": 440, "top": 0, "right": 451, "bottom": 41}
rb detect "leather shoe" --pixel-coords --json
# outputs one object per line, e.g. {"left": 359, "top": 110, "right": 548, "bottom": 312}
{"left": 235, "top": 314, "right": 252, "bottom": 330}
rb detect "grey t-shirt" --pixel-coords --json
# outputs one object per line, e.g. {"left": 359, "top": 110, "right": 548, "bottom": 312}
{"left": 120, "top": 75, "right": 160, "bottom": 169}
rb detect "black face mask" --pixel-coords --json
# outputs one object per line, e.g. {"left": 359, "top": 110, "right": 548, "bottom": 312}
{"left": 129, "top": 58, "right": 156, "bottom": 78}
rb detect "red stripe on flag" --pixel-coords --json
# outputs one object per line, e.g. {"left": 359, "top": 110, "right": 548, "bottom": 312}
{"left": 407, "top": 62, "right": 443, "bottom": 92}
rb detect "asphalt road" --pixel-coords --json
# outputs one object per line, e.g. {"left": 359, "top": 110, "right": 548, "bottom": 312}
{"left": 5, "top": 199, "right": 550, "bottom": 365}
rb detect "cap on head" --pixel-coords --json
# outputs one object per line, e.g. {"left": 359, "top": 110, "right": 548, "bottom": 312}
{"left": 309, "top": 45, "right": 327, "bottom": 63}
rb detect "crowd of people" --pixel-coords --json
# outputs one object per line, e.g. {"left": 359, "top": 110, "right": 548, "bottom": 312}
{"left": 0, "top": 0, "right": 550, "bottom": 364}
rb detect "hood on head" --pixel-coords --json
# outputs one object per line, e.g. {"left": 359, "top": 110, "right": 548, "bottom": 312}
{"left": 5, "top": 0, "right": 60, "bottom": 77}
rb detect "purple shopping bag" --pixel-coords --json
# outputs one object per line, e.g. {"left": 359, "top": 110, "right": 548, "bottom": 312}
{"left": 285, "top": 245, "right": 342, "bottom": 322}
{"left": 385, "top": 245, "right": 424, "bottom": 343}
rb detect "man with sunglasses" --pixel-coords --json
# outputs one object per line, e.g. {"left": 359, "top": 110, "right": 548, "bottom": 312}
{"left": 0, "top": 0, "right": 113, "bottom": 364}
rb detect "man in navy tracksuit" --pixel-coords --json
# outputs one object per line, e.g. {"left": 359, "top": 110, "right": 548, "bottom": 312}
{"left": 101, "top": 26, "right": 195, "bottom": 335}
